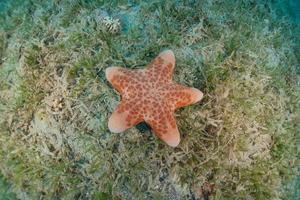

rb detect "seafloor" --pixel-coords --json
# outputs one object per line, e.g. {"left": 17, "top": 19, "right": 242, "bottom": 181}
{"left": 0, "top": 0, "right": 299, "bottom": 199}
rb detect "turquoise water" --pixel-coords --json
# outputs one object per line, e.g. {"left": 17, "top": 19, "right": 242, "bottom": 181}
{"left": 274, "top": 0, "right": 300, "bottom": 24}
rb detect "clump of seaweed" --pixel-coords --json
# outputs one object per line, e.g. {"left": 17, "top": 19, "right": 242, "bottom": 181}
{"left": 0, "top": 0, "right": 299, "bottom": 199}
{"left": 101, "top": 16, "right": 121, "bottom": 34}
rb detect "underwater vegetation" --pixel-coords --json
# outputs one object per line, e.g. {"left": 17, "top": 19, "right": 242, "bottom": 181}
{"left": 0, "top": 0, "right": 299, "bottom": 199}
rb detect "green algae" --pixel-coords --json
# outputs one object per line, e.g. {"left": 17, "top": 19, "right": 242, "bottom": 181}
{"left": 0, "top": 173, "right": 15, "bottom": 199}
{"left": 0, "top": 0, "right": 299, "bottom": 199}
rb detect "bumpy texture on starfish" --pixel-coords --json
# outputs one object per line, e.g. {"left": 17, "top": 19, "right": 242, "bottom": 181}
{"left": 106, "top": 50, "right": 203, "bottom": 147}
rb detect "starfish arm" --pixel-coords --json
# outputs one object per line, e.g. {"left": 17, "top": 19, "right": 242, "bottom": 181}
{"left": 108, "top": 100, "right": 143, "bottom": 133}
{"left": 144, "top": 105, "right": 180, "bottom": 147}
{"left": 146, "top": 50, "right": 175, "bottom": 83}
{"left": 105, "top": 66, "right": 136, "bottom": 93}
{"left": 163, "top": 84, "right": 203, "bottom": 110}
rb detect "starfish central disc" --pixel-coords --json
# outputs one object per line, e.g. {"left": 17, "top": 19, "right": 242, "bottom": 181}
{"left": 106, "top": 50, "right": 203, "bottom": 147}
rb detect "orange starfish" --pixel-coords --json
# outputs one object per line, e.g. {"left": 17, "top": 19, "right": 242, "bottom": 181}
{"left": 106, "top": 50, "right": 203, "bottom": 147}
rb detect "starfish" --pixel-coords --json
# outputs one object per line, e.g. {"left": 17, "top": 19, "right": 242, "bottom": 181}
{"left": 106, "top": 50, "right": 203, "bottom": 147}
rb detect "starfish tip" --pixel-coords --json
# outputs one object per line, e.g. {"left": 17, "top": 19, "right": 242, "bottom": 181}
{"left": 159, "top": 49, "right": 175, "bottom": 63}
{"left": 108, "top": 111, "right": 128, "bottom": 133}
{"left": 166, "top": 136, "right": 180, "bottom": 147}
{"left": 105, "top": 66, "right": 119, "bottom": 81}
{"left": 159, "top": 128, "right": 181, "bottom": 147}
{"left": 191, "top": 88, "right": 204, "bottom": 103}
